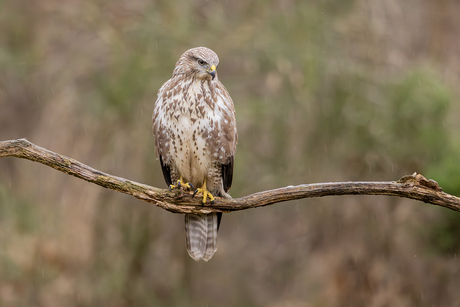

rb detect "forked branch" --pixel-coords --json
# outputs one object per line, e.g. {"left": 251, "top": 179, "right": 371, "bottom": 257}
{"left": 1, "top": 138, "right": 460, "bottom": 214}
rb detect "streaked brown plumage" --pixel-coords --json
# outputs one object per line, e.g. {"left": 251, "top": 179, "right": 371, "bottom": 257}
{"left": 152, "top": 47, "right": 237, "bottom": 261}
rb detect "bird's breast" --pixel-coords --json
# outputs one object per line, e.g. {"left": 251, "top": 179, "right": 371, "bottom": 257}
{"left": 169, "top": 95, "right": 214, "bottom": 187}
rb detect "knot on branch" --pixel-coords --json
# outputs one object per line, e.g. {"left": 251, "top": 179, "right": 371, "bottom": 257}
{"left": 397, "top": 172, "right": 442, "bottom": 192}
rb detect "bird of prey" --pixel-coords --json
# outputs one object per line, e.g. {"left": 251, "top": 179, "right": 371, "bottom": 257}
{"left": 152, "top": 47, "right": 237, "bottom": 261}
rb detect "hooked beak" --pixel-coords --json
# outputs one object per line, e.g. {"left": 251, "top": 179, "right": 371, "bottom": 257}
{"left": 208, "top": 65, "right": 216, "bottom": 80}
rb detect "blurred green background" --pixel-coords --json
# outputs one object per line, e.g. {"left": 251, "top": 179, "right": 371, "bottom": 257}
{"left": 1, "top": 0, "right": 460, "bottom": 306}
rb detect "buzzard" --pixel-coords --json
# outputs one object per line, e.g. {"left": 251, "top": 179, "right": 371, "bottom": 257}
{"left": 152, "top": 47, "right": 237, "bottom": 261}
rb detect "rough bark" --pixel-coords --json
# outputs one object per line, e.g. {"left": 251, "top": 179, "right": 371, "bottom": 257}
{"left": 1, "top": 138, "right": 459, "bottom": 214}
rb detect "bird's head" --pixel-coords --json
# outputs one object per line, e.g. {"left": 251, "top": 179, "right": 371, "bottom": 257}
{"left": 174, "top": 47, "right": 220, "bottom": 81}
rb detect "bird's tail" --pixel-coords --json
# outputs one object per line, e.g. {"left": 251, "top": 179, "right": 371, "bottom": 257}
{"left": 185, "top": 213, "right": 219, "bottom": 261}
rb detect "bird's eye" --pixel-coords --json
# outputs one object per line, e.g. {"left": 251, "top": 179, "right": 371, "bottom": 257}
{"left": 197, "top": 59, "right": 206, "bottom": 66}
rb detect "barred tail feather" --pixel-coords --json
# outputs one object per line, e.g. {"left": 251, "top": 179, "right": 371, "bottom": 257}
{"left": 185, "top": 214, "right": 207, "bottom": 261}
{"left": 185, "top": 213, "right": 218, "bottom": 261}
{"left": 202, "top": 213, "right": 218, "bottom": 261}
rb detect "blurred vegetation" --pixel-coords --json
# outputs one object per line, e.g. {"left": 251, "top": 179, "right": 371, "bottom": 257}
{"left": 1, "top": 0, "right": 460, "bottom": 306}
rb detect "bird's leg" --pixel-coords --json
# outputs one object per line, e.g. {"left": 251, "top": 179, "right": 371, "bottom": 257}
{"left": 193, "top": 178, "right": 215, "bottom": 204}
{"left": 169, "top": 176, "right": 194, "bottom": 191}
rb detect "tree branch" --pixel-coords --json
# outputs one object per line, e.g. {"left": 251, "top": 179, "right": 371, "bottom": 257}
{"left": 1, "top": 138, "right": 460, "bottom": 213}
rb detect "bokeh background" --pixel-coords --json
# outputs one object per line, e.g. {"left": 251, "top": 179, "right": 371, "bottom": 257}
{"left": 1, "top": 0, "right": 460, "bottom": 306}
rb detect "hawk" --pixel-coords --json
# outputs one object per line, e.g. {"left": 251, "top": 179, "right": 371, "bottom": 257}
{"left": 152, "top": 47, "right": 237, "bottom": 261}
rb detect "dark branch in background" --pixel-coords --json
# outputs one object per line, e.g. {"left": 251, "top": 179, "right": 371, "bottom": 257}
{"left": 1, "top": 138, "right": 460, "bottom": 213}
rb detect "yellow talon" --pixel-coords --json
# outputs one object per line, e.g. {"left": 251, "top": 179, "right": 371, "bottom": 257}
{"left": 195, "top": 188, "right": 214, "bottom": 204}
{"left": 193, "top": 179, "right": 215, "bottom": 204}
{"left": 169, "top": 177, "right": 193, "bottom": 191}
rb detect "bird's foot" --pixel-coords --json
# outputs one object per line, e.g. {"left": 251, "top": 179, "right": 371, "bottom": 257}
{"left": 169, "top": 179, "right": 194, "bottom": 191}
{"left": 193, "top": 187, "right": 215, "bottom": 204}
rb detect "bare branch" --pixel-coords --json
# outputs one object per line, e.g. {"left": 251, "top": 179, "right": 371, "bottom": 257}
{"left": 1, "top": 138, "right": 460, "bottom": 213}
